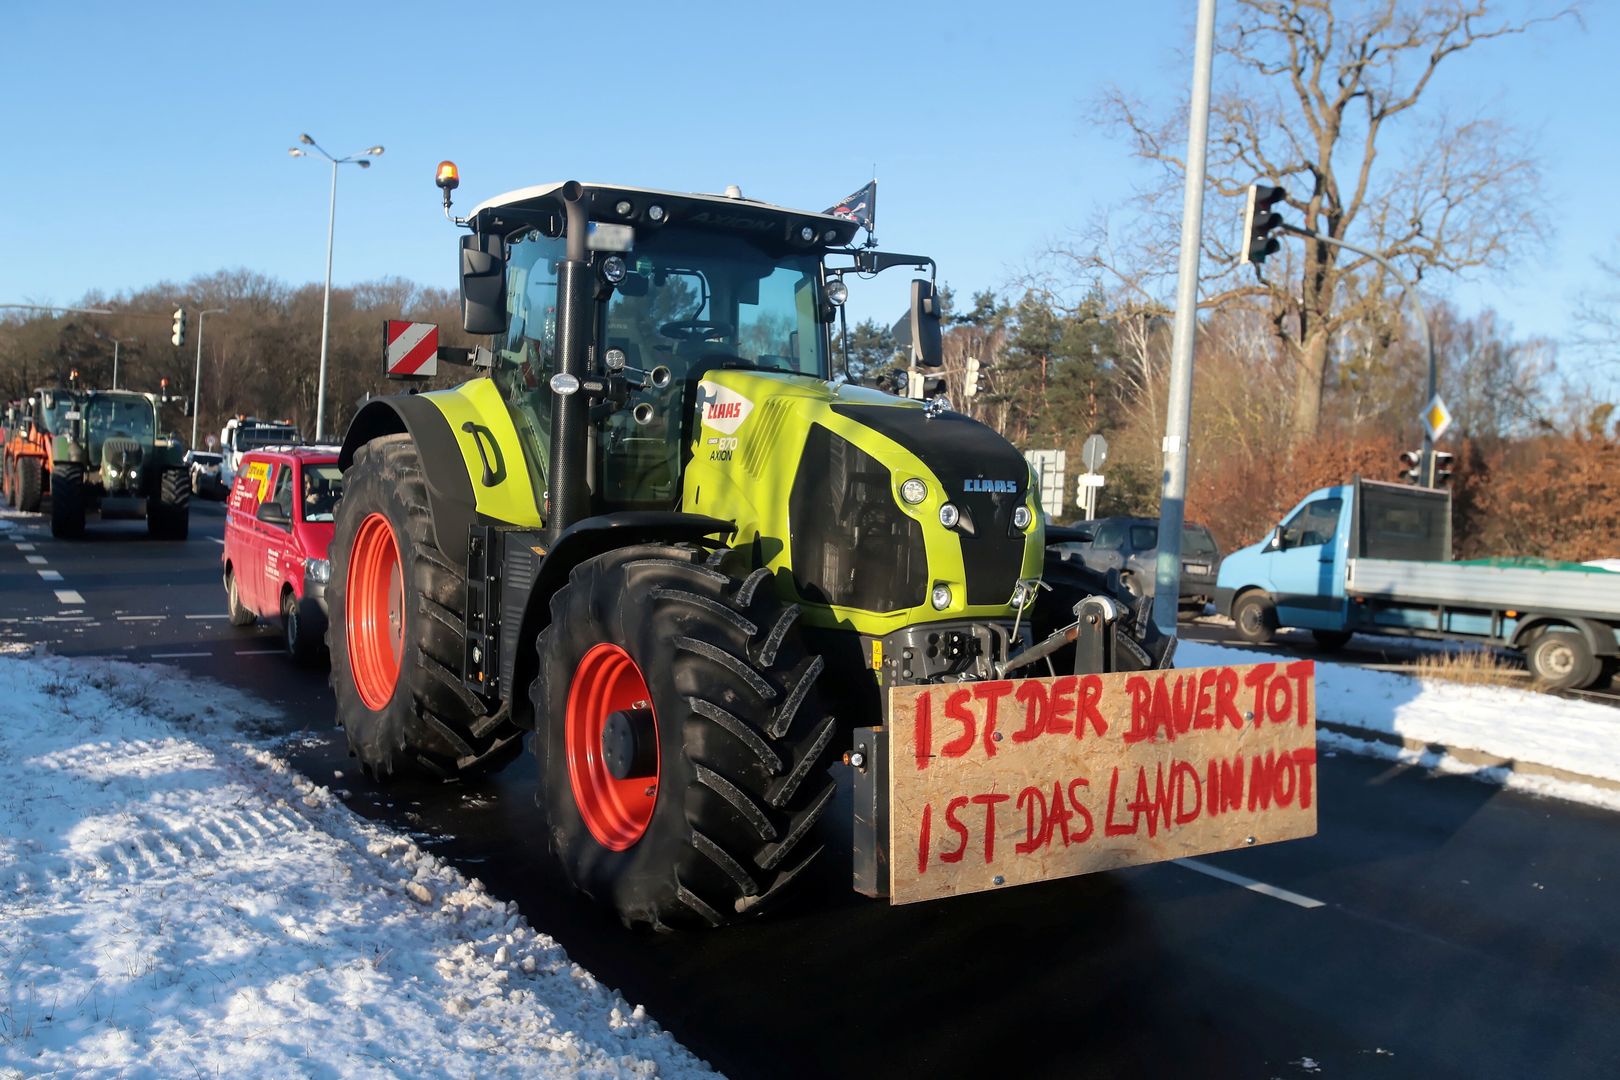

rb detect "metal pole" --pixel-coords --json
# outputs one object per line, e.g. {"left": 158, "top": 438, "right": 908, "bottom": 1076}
{"left": 1280, "top": 225, "right": 1437, "bottom": 484}
{"left": 1151, "top": 0, "right": 1218, "bottom": 638}
{"left": 315, "top": 160, "right": 338, "bottom": 442}
{"left": 191, "top": 314, "right": 205, "bottom": 447}
{"left": 112, "top": 339, "right": 120, "bottom": 390}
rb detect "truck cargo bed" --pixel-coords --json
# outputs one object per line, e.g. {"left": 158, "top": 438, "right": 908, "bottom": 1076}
{"left": 1346, "top": 558, "right": 1620, "bottom": 621}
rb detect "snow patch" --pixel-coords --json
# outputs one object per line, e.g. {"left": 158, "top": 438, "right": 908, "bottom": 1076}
{"left": 1178, "top": 640, "right": 1620, "bottom": 809}
{"left": 0, "top": 646, "right": 715, "bottom": 1078}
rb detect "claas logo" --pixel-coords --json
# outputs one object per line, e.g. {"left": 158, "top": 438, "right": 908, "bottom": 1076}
{"left": 706, "top": 401, "right": 744, "bottom": 421}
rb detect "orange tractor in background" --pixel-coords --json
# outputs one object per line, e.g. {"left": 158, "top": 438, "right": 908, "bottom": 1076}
{"left": 2, "top": 387, "right": 81, "bottom": 512}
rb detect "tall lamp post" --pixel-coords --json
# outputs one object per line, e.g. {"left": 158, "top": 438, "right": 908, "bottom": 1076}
{"left": 289, "top": 134, "right": 384, "bottom": 440}
{"left": 191, "top": 308, "right": 227, "bottom": 448}
{"left": 94, "top": 332, "right": 136, "bottom": 390}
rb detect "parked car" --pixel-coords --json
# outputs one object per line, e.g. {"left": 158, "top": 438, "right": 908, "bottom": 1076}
{"left": 186, "top": 450, "right": 226, "bottom": 499}
{"left": 221, "top": 447, "right": 343, "bottom": 661}
{"left": 1052, "top": 516, "right": 1222, "bottom": 611}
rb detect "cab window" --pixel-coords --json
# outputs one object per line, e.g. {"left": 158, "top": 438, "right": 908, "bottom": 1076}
{"left": 1090, "top": 522, "right": 1126, "bottom": 550}
{"left": 1281, "top": 497, "right": 1343, "bottom": 549}
{"left": 496, "top": 229, "right": 567, "bottom": 496}
{"left": 300, "top": 463, "right": 343, "bottom": 522}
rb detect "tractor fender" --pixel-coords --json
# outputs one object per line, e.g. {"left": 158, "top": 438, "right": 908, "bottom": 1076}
{"left": 340, "top": 396, "right": 478, "bottom": 565}
{"left": 1508, "top": 614, "right": 1618, "bottom": 658}
{"left": 52, "top": 434, "right": 86, "bottom": 465}
{"left": 505, "top": 512, "right": 736, "bottom": 729}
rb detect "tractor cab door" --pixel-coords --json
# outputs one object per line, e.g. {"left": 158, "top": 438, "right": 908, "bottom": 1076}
{"left": 491, "top": 229, "right": 565, "bottom": 504}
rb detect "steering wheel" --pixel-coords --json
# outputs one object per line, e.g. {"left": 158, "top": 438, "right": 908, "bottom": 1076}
{"left": 659, "top": 320, "right": 735, "bottom": 342}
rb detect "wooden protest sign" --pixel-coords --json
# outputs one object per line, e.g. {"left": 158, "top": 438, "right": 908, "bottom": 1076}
{"left": 887, "top": 661, "right": 1317, "bottom": 905}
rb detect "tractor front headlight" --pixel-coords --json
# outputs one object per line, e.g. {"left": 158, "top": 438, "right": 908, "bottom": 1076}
{"left": 938, "top": 502, "right": 961, "bottom": 528}
{"left": 930, "top": 583, "right": 953, "bottom": 611}
{"left": 308, "top": 558, "right": 331, "bottom": 584}
{"left": 900, "top": 478, "right": 927, "bottom": 505}
{"left": 1013, "top": 505, "right": 1032, "bottom": 530}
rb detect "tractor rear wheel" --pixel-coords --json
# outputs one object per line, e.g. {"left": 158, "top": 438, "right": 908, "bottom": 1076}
{"left": 147, "top": 467, "right": 190, "bottom": 539}
{"left": 532, "top": 546, "right": 838, "bottom": 930}
{"left": 50, "top": 463, "right": 85, "bottom": 538}
{"left": 16, "top": 457, "right": 42, "bottom": 512}
{"left": 1, "top": 455, "right": 11, "bottom": 506}
{"left": 327, "top": 434, "right": 521, "bottom": 779}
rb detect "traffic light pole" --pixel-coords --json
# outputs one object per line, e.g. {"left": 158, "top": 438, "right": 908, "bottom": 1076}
{"left": 1280, "top": 225, "right": 1438, "bottom": 486}
{"left": 1151, "top": 0, "right": 1219, "bottom": 638}
{"left": 191, "top": 309, "right": 226, "bottom": 448}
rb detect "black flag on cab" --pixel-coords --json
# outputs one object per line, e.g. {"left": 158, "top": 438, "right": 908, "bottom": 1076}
{"left": 825, "top": 180, "right": 876, "bottom": 234}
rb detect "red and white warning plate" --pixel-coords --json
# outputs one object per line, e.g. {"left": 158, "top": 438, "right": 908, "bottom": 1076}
{"left": 384, "top": 320, "right": 439, "bottom": 378}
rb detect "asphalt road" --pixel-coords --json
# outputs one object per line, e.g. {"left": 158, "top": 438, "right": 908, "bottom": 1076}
{"left": 4, "top": 503, "right": 1619, "bottom": 1079}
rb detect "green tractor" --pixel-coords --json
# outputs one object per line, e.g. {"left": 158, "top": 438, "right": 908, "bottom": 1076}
{"left": 51, "top": 389, "right": 191, "bottom": 539}
{"left": 327, "top": 174, "right": 1215, "bottom": 929}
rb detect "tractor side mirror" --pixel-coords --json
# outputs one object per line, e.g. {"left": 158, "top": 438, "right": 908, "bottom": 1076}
{"left": 460, "top": 232, "right": 508, "bottom": 336}
{"left": 909, "top": 280, "right": 943, "bottom": 368}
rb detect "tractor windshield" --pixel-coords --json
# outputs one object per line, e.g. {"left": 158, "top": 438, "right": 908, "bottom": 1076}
{"left": 37, "top": 390, "right": 78, "bottom": 435}
{"left": 594, "top": 227, "right": 828, "bottom": 510}
{"left": 86, "top": 394, "right": 155, "bottom": 460}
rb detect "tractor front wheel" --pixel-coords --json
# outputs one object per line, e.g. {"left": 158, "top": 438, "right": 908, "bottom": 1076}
{"left": 50, "top": 463, "right": 85, "bottom": 538}
{"left": 533, "top": 546, "right": 838, "bottom": 930}
{"left": 327, "top": 434, "right": 521, "bottom": 779}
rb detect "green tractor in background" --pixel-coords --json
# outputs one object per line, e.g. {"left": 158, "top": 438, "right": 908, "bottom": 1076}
{"left": 51, "top": 389, "right": 191, "bottom": 539}
{"left": 327, "top": 173, "right": 1173, "bottom": 929}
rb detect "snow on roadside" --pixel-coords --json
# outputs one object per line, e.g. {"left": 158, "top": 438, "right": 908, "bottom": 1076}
{"left": 1177, "top": 640, "right": 1620, "bottom": 811}
{"left": 0, "top": 646, "right": 716, "bottom": 1078}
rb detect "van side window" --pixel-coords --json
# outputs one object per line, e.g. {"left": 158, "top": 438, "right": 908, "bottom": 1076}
{"left": 1281, "top": 497, "right": 1343, "bottom": 548}
{"left": 270, "top": 463, "right": 294, "bottom": 519}
{"left": 1091, "top": 523, "right": 1126, "bottom": 550}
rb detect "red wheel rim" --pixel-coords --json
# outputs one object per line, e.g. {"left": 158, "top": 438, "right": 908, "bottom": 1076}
{"left": 566, "top": 643, "right": 659, "bottom": 850}
{"left": 347, "top": 512, "right": 405, "bottom": 710}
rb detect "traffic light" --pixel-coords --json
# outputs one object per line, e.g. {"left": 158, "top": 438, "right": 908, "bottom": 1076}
{"left": 1241, "top": 183, "right": 1286, "bottom": 264}
{"left": 1434, "top": 451, "right": 1454, "bottom": 485}
{"left": 1399, "top": 449, "right": 1422, "bottom": 484}
{"left": 964, "top": 357, "right": 982, "bottom": 398}
{"left": 171, "top": 307, "right": 187, "bottom": 348}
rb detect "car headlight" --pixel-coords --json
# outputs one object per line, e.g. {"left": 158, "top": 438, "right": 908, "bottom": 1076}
{"left": 308, "top": 559, "right": 331, "bottom": 584}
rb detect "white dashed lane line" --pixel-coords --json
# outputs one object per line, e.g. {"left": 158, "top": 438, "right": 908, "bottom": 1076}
{"left": 38, "top": 570, "right": 63, "bottom": 582}
{"left": 25, "top": 555, "right": 46, "bottom": 565}
{"left": 55, "top": 590, "right": 86, "bottom": 605}
{"left": 1173, "top": 857, "right": 1326, "bottom": 910}
{"left": 186, "top": 614, "right": 229, "bottom": 620}
{"left": 234, "top": 649, "right": 283, "bottom": 656}
{"left": 150, "top": 651, "right": 211, "bottom": 659}
{"left": 15, "top": 543, "right": 35, "bottom": 551}
{"left": 117, "top": 615, "right": 167, "bottom": 622}
{"left": 209, "top": 537, "right": 225, "bottom": 545}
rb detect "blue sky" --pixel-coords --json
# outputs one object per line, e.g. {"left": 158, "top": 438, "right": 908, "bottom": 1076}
{"left": 2, "top": 1, "right": 1612, "bottom": 392}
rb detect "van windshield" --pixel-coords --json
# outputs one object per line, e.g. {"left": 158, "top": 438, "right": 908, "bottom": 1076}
{"left": 300, "top": 464, "right": 344, "bottom": 522}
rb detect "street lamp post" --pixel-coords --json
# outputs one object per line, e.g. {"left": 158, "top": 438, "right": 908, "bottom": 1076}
{"left": 191, "top": 308, "right": 226, "bottom": 448}
{"left": 289, "top": 134, "right": 384, "bottom": 440}
{"left": 109, "top": 335, "right": 136, "bottom": 390}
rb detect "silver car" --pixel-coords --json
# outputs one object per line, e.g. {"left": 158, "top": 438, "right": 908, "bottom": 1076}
{"left": 1053, "top": 516, "right": 1222, "bottom": 610}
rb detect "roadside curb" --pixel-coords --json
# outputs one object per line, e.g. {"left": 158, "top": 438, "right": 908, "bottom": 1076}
{"left": 1317, "top": 718, "right": 1620, "bottom": 805}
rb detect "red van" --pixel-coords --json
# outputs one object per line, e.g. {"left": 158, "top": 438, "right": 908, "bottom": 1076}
{"left": 221, "top": 447, "right": 343, "bottom": 661}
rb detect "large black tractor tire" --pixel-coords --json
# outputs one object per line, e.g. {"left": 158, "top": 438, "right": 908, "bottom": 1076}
{"left": 1030, "top": 551, "right": 1174, "bottom": 675}
{"left": 224, "top": 566, "right": 257, "bottom": 626}
{"left": 1232, "top": 591, "right": 1279, "bottom": 645}
{"left": 147, "top": 467, "right": 190, "bottom": 539}
{"left": 1525, "top": 627, "right": 1598, "bottom": 691}
{"left": 1, "top": 456, "right": 11, "bottom": 507}
{"left": 16, "top": 457, "right": 43, "bottom": 513}
{"left": 50, "top": 463, "right": 86, "bottom": 538}
{"left": 532, "top": 545, "right": 838, "bottom": 930}
{"left": 327, "top": 434, "right": 522, "bottom": 779}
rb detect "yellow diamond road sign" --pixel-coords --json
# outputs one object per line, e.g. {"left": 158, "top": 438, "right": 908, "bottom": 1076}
{"left": 1423, "top": 395, "right": 1453, "bottom": 441}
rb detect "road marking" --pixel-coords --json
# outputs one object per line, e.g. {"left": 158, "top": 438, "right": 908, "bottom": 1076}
{"left": 26, "top": 555, "right": 47, "bottom": 565}
{"left": 1173, "top": 858, "right": 1325, "bottom": 910}
{"left": 150, "top": 651, "right": 211, "bottom": 659}
{"left": 234, "top": 649, "right": 284, "bottom": 656}
{"left": 117, "top": 615, "right": 167, "bottom": 622}
{"left": 38, "top": 570, "right": 63, "bottom": 582}
{"left": 185, "top": 614, "right": 229, "bottom": 620}
{"left": 209, "top": 537, "right": 225, "bottom": 545}
{"left": 55, "top": 590, "right": 86, "bottom": 605}
{"left": 16, "top": 543, "right": 35, "bottom": 551}
{"left": 41, "top": 616, "right": 94, "bottom": 622}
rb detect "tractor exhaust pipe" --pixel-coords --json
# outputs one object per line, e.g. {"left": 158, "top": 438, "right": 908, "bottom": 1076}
{"left": 548, "top": 181, "right": 591, "bottom": 541}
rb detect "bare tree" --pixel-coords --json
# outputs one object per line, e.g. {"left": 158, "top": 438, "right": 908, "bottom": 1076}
{"left": 1084, "top": 0, "right": 1577, "bottom": 436}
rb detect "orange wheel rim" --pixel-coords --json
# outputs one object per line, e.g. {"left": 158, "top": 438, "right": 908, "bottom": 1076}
{"left": 347, "top": 512, "right": 405, "bottom": 710}
{"left": 566, "top": 643, "right": 659, "bottom": 850}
